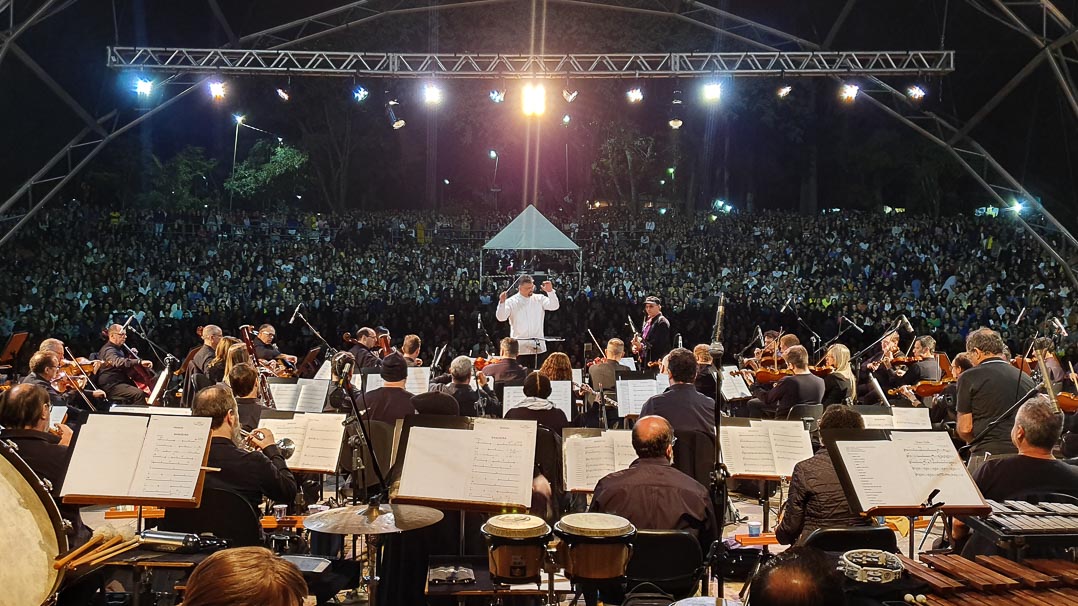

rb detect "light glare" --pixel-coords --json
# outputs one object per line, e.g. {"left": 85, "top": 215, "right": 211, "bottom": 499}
{"left": 208, "top": 81, "right": 226, "bottom": 100}
{"left": 907, "top": 85, "right": 926, "bottom": 100}
{"left": 521, "top": 83, "right": 546, "bottom": 116}
{"left": 489, "top": 149, "right": 498, "bottom": 159}
{"left": 626, "top": 88, "right": 644, "bottom": 103}
{"left": 562, "top": 89, "right": 578, "bottom": 103}
{"left": 276, "top": 88, "right": 290, "bottom": 101}
{"left": 423, "top": 84, "right": 444, "bottom": 106}
{"left": 840, "top": 84, "right": 859, "bottom": 102}
{"left": 489, "top": 89, "right": 505, "bottom": 103}
{"left": 668, "top": 118, "right": 683, "bottom": 129}
{"left": 702, "top": 83, "right": 722, "bottom": 102}
{"left": 353, "top": 86, "right": 369, "bottom": 102}
{"left": 135, "top": 79, "right": 153, "bottom": 96}
{"left": 778, "top": 85, "right": 792, "bottom": 98}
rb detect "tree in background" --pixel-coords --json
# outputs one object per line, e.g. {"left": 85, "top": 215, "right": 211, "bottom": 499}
{"left": 224, "top": 140, "right": 309, "bottom": 208}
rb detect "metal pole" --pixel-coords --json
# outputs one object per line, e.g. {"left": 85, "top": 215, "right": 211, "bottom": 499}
{"left": 230, "top": 120, "right": 240, "bottom": 211}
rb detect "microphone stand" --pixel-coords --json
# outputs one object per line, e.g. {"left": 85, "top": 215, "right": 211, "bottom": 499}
{"left": 819, "top": 322, "right": 856, "bottom": 357}
{"left": 127, "top": 324, "right": 168, "bottom": 367}
{"left": 293, "top": 311, "right": 338, "bottom": 357}
{"left": 794, "top": 313, "right": 823, "bottom": 361}
{"left": 851, "top": 320, "right": 900, "bottom": 365}
{"left": 708, "top": 303, "right": 729, "bottom": 599}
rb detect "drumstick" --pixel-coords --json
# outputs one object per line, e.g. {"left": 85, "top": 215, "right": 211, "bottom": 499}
{"left": 68, "top": 535, "right": 122, "bottom": 568}
{"left": 89, "top": 537, "right": 141, "bottom": 566}
{"left": 54, "top": 529, "right": 111, "bottom": 569}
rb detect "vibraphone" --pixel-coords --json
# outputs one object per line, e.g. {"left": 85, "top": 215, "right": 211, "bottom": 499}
{"left": 899, "top": 553, "right": 1078, "bottom": 606}
{"left": 958, "top": 500, "right": 1078, "bottom": 560}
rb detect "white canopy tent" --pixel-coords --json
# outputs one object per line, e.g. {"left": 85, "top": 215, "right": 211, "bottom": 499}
{"left": 480, "top": 205, "right": 582, "bottom": 288}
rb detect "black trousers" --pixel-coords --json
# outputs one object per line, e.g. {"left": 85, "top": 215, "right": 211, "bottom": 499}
{"left": 103, "top": 382, "right": 146, "bottom": 405}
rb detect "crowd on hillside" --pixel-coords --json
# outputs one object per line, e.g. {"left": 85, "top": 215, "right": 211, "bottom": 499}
{"left": 4, "top": 199, "right": 1074, "bottom": 370}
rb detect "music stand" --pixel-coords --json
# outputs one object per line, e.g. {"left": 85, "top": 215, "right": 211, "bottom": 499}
{"left": 520, "top": 337, "right": 564, "bottom": 370}
{"left": 0, "top": 331, "right": 28, "bottom": 373}
{"left": 296, "top": 347, "right": 323, "bottom": 379}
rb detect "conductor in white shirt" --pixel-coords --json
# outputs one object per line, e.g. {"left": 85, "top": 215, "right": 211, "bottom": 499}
{"left": 496, "top": 275, "right": 560, "bottom": 359}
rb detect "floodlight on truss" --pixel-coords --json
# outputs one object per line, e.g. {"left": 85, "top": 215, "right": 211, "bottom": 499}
{"left": 777, "top": 85, "right": 792, "bottom": 98}
{"left": 135, "top": 79, "right": 153, "bottom": 96}
{"left": 353, "top": 86, "right": 369, "bottom": 102}
{"left": 276, "top": 87, "right": 290, "bottom": 101}
{"left": 423, "top": 83, "right": 444, "bottom": 106}
{"left": 702, "top": 83, "right": 722, "bottom": 102}
{"left": 208, "top": 81, "right": 226, "bottom": 100}
{"left": 489, "top": 89, "right": 505, "bottom": 103}
{"left": 840, "top": 83, "right": 859, "bottom": 102}
{"left": 562, "top": 89, "right": 578, "bottom": 103}
{"left": 668, "top": 118, "right": 683, "bottom": 129}
{"left": 386, "top": 100, "right": 405, "bottom": 129}
{"left": 906, "top": 85, "right": 926, "bottom": 101}
{"left": 626, "top": 87, "right": 644, "bottom": 103}
{"left": 522, "top": 82, "right": 546, "bottom": 116}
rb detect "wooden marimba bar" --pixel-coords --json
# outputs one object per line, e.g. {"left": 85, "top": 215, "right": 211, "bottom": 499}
{"left": 898, "top": 553, "right": 1078, "bottom": 606}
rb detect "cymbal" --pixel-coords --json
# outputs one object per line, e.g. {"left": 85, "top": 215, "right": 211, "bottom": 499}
{"left": 303, "top": 504, "right": 444, "bottom": 535}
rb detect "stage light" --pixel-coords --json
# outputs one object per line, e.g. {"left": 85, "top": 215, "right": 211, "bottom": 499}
{"left": 135, "top": 79, "right": 153, "bottom": 96}
{"left": 423, "top": 84, "right": 444, "bottom": 106}
{"left": 778, "top": 85, "right": 792, "bottom": 98}
{"left": 489, "top": 149, "right": 498, "bottom": 159}
{"left": 275, "top": 88, "right": 290, "bottom": 101}
{"left": 562, "top": 89, "right": 578, "bottom": 103}
{"left": 521, "top": 82, "right": 546, "bottom": 116}
{"left": 489, "top": 89, "right": 505, "bottom": 103}
{"left": 1012, "top": 200, "right": 1025, "bottom": 213}
{"left": 668, "top": 118, "right": 683, "bottom": 129}
{"left": 562, "top": 114, "right": 571, "bottom": 125}
{"left": 443, "top": 179, "right": 451, "bottom": 185}
{"left": 907, "top": 85, "right": 926, "bottom": 101}
{"left": 233, "top": 114, "right": 245, "bottom": 125}
{"left": 671, "top": 89, "right": 683, "bottom": 105}
{"left": 702, "top": 83, "right": 722, "bottom": 102}
{"left": 658, "top": 208, "right": 668, "bottom": 216}
{"left": 353, "top": 86, "right": 369, "bottom": 102}
{"left": 208, "top": 81, "right": 226, "bottom": 100}
{"left": 386, "top": 100, "right": 405, "bottom": 129}
{"left": 626, "top": 87, "right": 644, "bottom": 103}
{"left": 840, "top": 83, "right": 859, "bottom": 102}
{"left": 666, "top": 167, "right": 675, "bottom": 175}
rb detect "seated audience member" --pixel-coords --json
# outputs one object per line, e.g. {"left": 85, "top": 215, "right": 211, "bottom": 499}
{"left": 181, "top": 546, "right": 308, "bottom": 606}
{"left": 749, "top": 546, "right": 848, "bottom": 606}
{"left": 591, "top": 415, "right": 717, "bottom": 551}
{"left": 193, "top": 385, "right": 297, "bottom": 508}
{"left": 504, "top": 371, "right": 570, "bottom": 433}
{"left": 228, "top": 362, "right": 265, "bottom": 431}
{"left": 479, "top": 338, "right": 530, "bottom": 384}
{"left": 363, "top": 353, "right": 416, "bottom": 423}
{"left": 0, "top": 384, "right": 89, "bottom": 546}
{"left": 775, "top": 405, "right": 871, "bottom": 545}
{"left": 956, "top": 395, "right": 1078, "bottom": 557}
{"left": 747, "top": 345, "right": 825, "bottom": 419}
{"left": 639, "top": 347, "right": 716, "bottom": 435}
{"left": 430, "top": 355, "right": 497, "bottom": 416}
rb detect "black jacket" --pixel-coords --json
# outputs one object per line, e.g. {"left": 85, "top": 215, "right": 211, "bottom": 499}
{"left": 774, "top": 449, "right": 869, "bottom": 545}
{"left": 639, "top": 384, "right": 716, "bottom": 435}
{"left": 204, "top": 436, "right": 297, "bottom": 508}
{"left": 640, "top": 314, "right": 671, "bottom": 365}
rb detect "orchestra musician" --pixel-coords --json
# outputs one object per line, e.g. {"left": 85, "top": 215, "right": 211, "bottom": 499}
{"left": 228, "top": 362, "right": 267, "bottom": 431}
{"left": 504, "top": 372, "right": 570, "bottom": 434}
{"left": 744, "top": 345, "right": 824, "bottom": 419}
{"left": 222, "top": 342, "right": 252, "bottom": 388}
{"left": 347, "top": 327, "right": 383, "bottom": 369}
{"left": 692, "top": 344, "right": 718, "bottom": 399}
{"left": 639, "top": 348, "right": 715, "bottom": 435}
{"left": 631, "top": 295, "right": 671, "bottom": 366}
{"left": 20, "top": 351, "right": 78, "bottom": 423}
{"left": 751, "top": 330, "right": 781, "bottom": 366}
{"left": 401, "top": 334, "right": 423, "bottom": 366}
{"left": 496, "top": 275, "right": 560, "bottom": 357}
{"left": 362, "top": 353, "right": 416, "bottom": 424}
{"left": 188, "top": 324, "right": 223, "bottom": 375}
{"left": 479, "top": 337, "right": 530, "bottom": 384}
{"left": 957, "top": 327, "right": 1036, "bottom": 460}
{"left": 205, "top": 336, "right": 242, "bottom": 384}
{"left": 588, "top": 338, "right": 629, "bottom": 396}
{"left": 35, "top": 339, "right": 107, "bottom": 411}
{"left": 430, "top": 355, "right": 497, "bottom": 417}
{"left": 253, "top": 324, "right": 298, "bottom": 367}
{"left": 821, "top": 344, "right": 855, "bottom": 405}
{"left": 896, "top": 336, "right": 943, "bottom": 385}
{"left": 193, "top": 385, "right": 297, "bottom": 509}
{"left": 1032, "top": 336, "right": 1067, "bottom": 386}
{"left": 96, "top": 323, "right": 154, "bottom": 405}
{"left": 857, "top": 330, "right": 901, "bottom": 404}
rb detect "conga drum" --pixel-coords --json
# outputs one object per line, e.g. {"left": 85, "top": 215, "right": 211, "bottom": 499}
{"left": 0, "top": 440, "right": 67, "bottom": 605}
{"left": 481, "top": 514, "right": 552, "bottom": 585}
{"left": 554, "top": 513, "right": 635, "bottom": 583}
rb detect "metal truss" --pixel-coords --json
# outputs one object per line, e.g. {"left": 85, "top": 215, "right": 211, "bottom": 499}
{"left": 106, "top": 47, "right": 954, "bottom": 78}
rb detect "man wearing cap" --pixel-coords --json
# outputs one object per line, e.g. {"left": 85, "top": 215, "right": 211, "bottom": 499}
{"left": 632, "top": 296, "right": 671, "bottom": 367}
{"left": 362, "top": 353, "right": 415, "bottom": 424}
{"left": 496, "top": 274, "right": 559, "bottom": 359}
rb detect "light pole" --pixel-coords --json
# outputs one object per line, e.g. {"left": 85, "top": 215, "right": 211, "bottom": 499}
{"left": 230, "top": 114, "right": 245, "bottom": 211}
{"left": 488, "top": 149, "right": 500, "bottom": 210}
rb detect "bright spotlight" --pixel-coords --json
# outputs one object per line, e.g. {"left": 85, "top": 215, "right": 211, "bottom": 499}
{"left": 489, "top": 89, "right": 505, "bottom": 103}
{"left": 668, "top": 118, "right": 683, "bottom": 129}
{"left": 702, "top": 83, "right": 722, "bottom": 103}
{"left": 135, "top": 79, "right": 153, "bottom": 96}
{"left": 233, "top": 114, "right": 245, "bottom": 125}
{"left": 489, "top": 149, "right": 498, "bottom": 159}
{"left": 386, "top": 101, "right": 405, "bottom": 129}
{"left": 840, "top": 83, "right": 859, "bottom": 102}
{"left": 353, "top": 86, "right": 370, "bottom": 102}
{"left": 907, "top": 85, "right": 926, "bottom": 100}
{"left": 626, "top": 87, "right": 644, "bottom": 103}
{"left": 521, "top": 82, "right": 546, "bottom": 116}
{"left": 562, "top": 114, "right": 571, "bottom": 125}
{"left": 562, "top": 89, "right": 578, "bottom": 103}
{"left": 777, "top": 85, "right": 792, "bottom": 98}
{"left": 423, "top": 83, "right": 444, "bottom": 106}
{"left": 208, "top": 81, "right": 226, "bottom": 100}
{"left": 1012, "top": 200, "right": 1026, "bottom": 213}
{"left": 276, "top": 88, "right": 290, "bottom": 101}
{"left": 443, "top": 179, "right": 450, "bottom": 185}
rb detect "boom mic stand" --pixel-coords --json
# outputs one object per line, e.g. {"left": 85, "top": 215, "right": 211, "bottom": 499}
{"left": 708, "top": 297, "right": 731, "bottom": 599}
{"left": 850, "top": 320, "right": 901, "bottom": 366}
{"left": 293, "top": 310, "right": 338, "bottom": 357}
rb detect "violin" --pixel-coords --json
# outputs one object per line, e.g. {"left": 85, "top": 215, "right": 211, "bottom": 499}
{"left": 888, "top": 378, "right": 954, "bottom": 399}
{"left": 474, "top": 357, "right": 502, "bottom": 370}
{"left": 1057, "top": 392, "right": 1078, "bottom": 414}
{"left": 586, "top": 357, "right": 606, "bottom": 368}
{"left": 51, "top": 370, "right": 87, "bottom": 394}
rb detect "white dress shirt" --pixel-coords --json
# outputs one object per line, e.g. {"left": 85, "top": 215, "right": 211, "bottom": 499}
{"left": 496, "top": 291, "right": 560, "bottom": 354}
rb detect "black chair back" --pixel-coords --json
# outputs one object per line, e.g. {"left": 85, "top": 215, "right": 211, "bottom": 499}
{"left": 802, "top": 526, "right": 898, "bottom": 553}
{"left": 534, "top": 427, "right": 563, "bottom": 518}
{"left": 623, "top": 530, "right": 705, "bottom": 599}
{"left": 338, "top": 419, "right": 395, "bottom": 489}
{"left": 160, "top": 488, "right": 262, "bottom": 546}
{"left": 672, "top": 430, "right": 715, "bottom": 489}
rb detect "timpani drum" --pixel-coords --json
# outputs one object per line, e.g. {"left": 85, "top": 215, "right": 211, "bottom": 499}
{"left": 554, "top": 513, "right": 636, "bottom": 582}
{"left": 0, "top": 439, "right": 67, "bottom": 605}
{"left": 481, "top": 514, "right": 552, "bottom": 584}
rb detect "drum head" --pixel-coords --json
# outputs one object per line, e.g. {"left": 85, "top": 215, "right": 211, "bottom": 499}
{"left": 556, "top": 512, "right": 634, "bottom": 538}
{"left": 483, "top": 514, "right": 551, "bottom": 539}
{"left": 0, "top": 441, "right": 65, "bottom": 605}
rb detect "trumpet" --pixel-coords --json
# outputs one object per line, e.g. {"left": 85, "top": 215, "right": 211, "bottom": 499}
{"left": 239, "top": 429, "right": 296, "bottom": 460}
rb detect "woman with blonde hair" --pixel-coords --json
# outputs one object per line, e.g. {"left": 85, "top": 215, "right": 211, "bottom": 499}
{"left": 223, "top": 342, "right": 252, "bottom": 387}
{"left": 181, "top": 547, "right": 307, "bottom": 606}
{"left": 205, "top": 336, "right": 241, "bottom": 384}
{"left": 822, "top": 344, "right": 855, "bottom": 404}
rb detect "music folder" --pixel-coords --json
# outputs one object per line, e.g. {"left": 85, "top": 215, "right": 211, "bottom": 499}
{"left": 719, "top": 418, "right": 814, "bottom": 478}
{"left": 822, "top": 428, "right": 990, "bottom": 516}
{"left": 561, "top": 428, "right": 635, "bottom": 492}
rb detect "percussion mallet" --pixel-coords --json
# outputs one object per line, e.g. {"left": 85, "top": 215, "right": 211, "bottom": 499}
{"left": 89, "top": 535, "right": 142, "bottom": 566}
{"left": 69, "top": 526, "right": 135, "bottom": 569}
{"left": 54, "top": 525, "right": 116, "bottom": 569}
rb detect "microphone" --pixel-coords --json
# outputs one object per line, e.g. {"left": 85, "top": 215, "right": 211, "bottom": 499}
{"left": 756, "top": 325, "right": 765, "bottom": 348}
{"left": 898, "top": 314, "right": 914, "bottom": 332}
{"left": 450, "top": 314, "right": 456, "bottom": 329}
{"left": 780, "top": 296, "right": 793, "bottom": 313}
{"left": 842, "top": 316, "right": 864, "bottom": 334}
{"left": 1052, "top": 317, "right": 1069, "bottom": 338}
{"left": 289, "top": 303, "right": 302, "bottom": 325}
{"left": 708, "top": 295, "right": 725, "bottom": 360}
{"left": 1015, "top": 307, "right": 1027, "bottom": 325}
{"left": 340, "top": 361, "right": 353, "bottom": 388}
{"left": 477, "top": 312, "right": 482, "bottom": 331}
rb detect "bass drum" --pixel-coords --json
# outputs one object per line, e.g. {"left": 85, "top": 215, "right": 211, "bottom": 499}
{"left": 0, "top": 439, "right": 67, "bottom": 605}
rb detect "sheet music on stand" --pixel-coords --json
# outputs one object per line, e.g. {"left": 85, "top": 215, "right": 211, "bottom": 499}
{"left": 616, "top": 379, "right": 657, "bottom": 416}
{"left": 853, "top": 406, "right": 932, "bottom": 430}
{"left": 313, "top": 361, "right": 332, "bottom": 380}
{"left": 720, "top": 365, "right": 752, "bottom": 400}
{"left": 259, "top": 413, "right": 347, "bottom": 472}
{"left": 719, "top": 418, "right": 814, "bottom": 478}
{"left": 109, "top": 406, "right": 193, "bottom": 417}
{"left": 351, "top": 372, "right": 384, "bottom": 393}
{"left": 501, "top": 381, "right": 573, "bottom": 419}
{"left": 61, "top": 413, "right": 212, "bottom": 507}
{"left": 561, "top": 428, "right": 635, "bottom": 492}
{"left": 392, "top": 415, "right": 536, "bottom": 512}
{"left": 822, "top": 428, "right": 990, "bottom": 516}
{"left": 406, "top": 366, "right": 431, "bottom": 395}
{"left": 267, "top": 378, "right": 331, "bottom": 413}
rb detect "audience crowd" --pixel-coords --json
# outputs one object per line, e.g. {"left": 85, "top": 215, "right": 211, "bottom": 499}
{"left": 4, "top": 198, "right": 1074, "bottom": 369}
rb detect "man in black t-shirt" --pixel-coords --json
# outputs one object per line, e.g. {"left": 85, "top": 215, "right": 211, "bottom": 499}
{"left": 746, "top": 346, "right": 825, "bottom": 419}
{"left": 955, "top": 395, "right": 1078, "bottom": 558}
{"left": 957, "top": 328, "right": 1036, "bottom": 457}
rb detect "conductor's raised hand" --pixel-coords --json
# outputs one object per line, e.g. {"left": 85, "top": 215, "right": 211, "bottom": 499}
{"left": 541, "top": 281, "right": 553, "bottom": 293}
{"left": 499, "top": 291, "right": 508, "bottom": 304}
